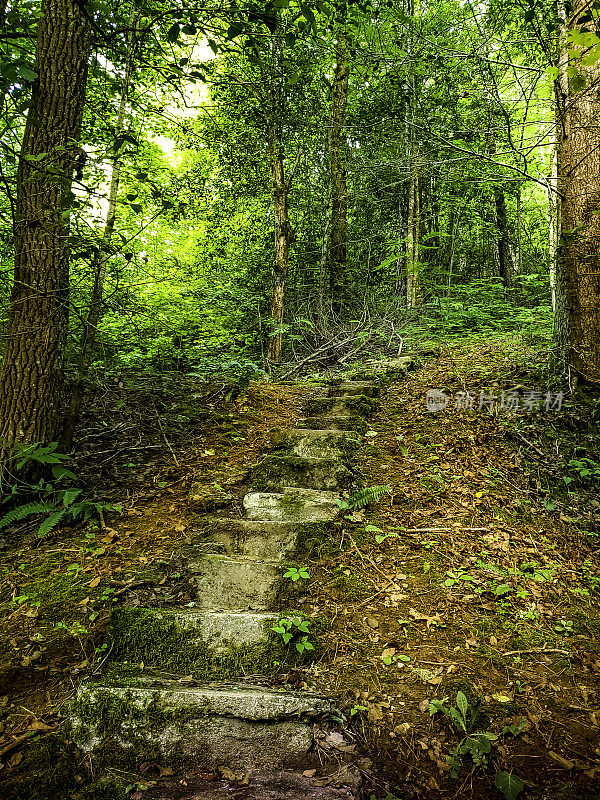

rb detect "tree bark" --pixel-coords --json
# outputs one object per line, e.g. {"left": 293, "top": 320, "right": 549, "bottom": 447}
{"left": 0, "top": 0, "right": 91, "bottom": 464}
{"left": 406, "top": 166, "right": 421, "bottom": 309}
{"left": 556, "top": 0, "right": 600, "bottom": 381}
{"left": 494, "top": 188, "right": 513, "bottom": 286}
{"left": 267, "top": 146, "right": 292, "bottom": 363}
{"left": 62, "top": 11, "right": 138, "bottom": 449}
{"left": 329, "top": 27, "right": 350, "bottom": 310}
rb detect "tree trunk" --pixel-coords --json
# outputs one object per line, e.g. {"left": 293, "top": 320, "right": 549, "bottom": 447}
{"left": 328, "top": 27, "right": 350, "bottom": 310}
{"left": 406, "top": 167, "right": 421, "bottom": 309}
{"left": 556, "top": 0, "right": 600, "bottom": 381}
{"left": 267, "top": 148, "right": 291, "bottom": 363}
{"left": 0, "top": 0, "right": 91, "bottom": 465}
{"left": 62, "top": 11, "right": 138, "bottom": 450}
{"left": 494, "top": 188, "right": 513, "bottom": 286}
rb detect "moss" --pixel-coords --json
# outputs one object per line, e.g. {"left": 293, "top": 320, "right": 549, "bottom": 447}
{"left": 108, "top": 607, "right": 286, "bottom": 681}
{"left": 305, "top": 394, "right": 379, "bottom": 419}
{"left": 326, "top": 566, "right": 370, "bottom": 600}
{"left": 251, "top": 453, "right": 353, "bottom": 491}
{"left": 0, "top": 735, "right": 81, "bottom": 800}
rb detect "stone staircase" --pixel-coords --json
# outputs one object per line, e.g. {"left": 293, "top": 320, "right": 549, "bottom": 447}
{"left": 68, "top": 359, "right": 413, "bottom": 797}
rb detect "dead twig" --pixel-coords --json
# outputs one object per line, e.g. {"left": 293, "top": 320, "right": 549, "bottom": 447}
{"left": 503, "top": 647, "right": 570, "bottom": 657}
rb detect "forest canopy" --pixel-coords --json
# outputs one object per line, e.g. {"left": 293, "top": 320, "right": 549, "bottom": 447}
{"left": 0, "top": 0, "right": 598, "bottom": 454}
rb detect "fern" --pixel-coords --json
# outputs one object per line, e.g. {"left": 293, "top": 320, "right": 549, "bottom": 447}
{"left": 347, "top": 485, "right": 391, "bottom": 509}
{"left": 37, "top": 510, "right": 66, "bottom": 538}
{"left": 0, "top": 502, "right": 57, "bottom": 529}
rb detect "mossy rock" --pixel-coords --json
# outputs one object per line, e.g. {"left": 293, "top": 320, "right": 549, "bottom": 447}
{"left": 251, "top": 453, "right": 354, "bottom": 491}
{"left": 108, "top": 607, "right": 285, "bottom": 679}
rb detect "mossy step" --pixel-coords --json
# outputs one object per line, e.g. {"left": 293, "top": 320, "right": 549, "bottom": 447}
{"left": 184, "top": 554, "right": 282, "bottom": 610}
{"left": 304, "top": 395, "right": 379, "bottom": 419}
{"left": 111, "top": 607, "right": 280, "bottom": 657}
{"left": 328, "top": 381, "right": 378, "bottom": 397}
{"left": 365, "top": 356, "right": 416, "bottom": 375}
{"left": 70, "top": 680, "right": 333, "bottom": 769}
{"left": 251, "top": 453, "right": 353, "bottom": 492}
{"left": 243, "top": 488, "right": 340, "bottom": 522}
{"left": 269, "top": 428, "right": 361, "bottom": 460}
{"left": 186, "top": 518, "right": 321, "bottom": 561}
{"left": 295, "top": 414, "right": 367, "bottom": 434}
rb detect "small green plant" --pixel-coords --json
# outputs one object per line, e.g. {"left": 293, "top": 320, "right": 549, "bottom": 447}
{"left": 349, "top": 704, "right": 367, "bottom": 716}
{"left": 335, "top": 484, "right": 391, "bottom": 511}
{"left": 444, "top": 570, "right": 476, "bottom": 588}
{"left": 554, "top": 618, "right": 574, "bottom": 635}
{"left": 271, "top": 616, "right": 314, "bottom": 654}
{"left": 428, "top": 692, "right": 497, "bottom": 777}
{"left": 283, "top": 565, "right": 310, "bottom": 582}
{"left": 565, "top": 457, "right": 600, "bottom": 483}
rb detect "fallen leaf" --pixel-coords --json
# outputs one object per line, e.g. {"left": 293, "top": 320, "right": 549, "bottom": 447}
{"left": 548, "top": 750, "right": 574, "bottom": 770}
{"left": 88, "top": 577, "right": 101, "bottom": 588}
{"left": 303, "top": 769, "right": 317, "bottom": 777}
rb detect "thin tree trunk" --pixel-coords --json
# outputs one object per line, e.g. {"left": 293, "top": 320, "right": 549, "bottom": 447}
{"left": 267, "top": 146, "right": 292, "bottom": 363}
{"left": 63, "top": 12, "right": 137, "bottom": 449}
{"left": 494, "top": 188, "right": 513, "bottom": 286}
{"left": 0, "top": 0, "right": 91, "bottom": 466}
{"left": 328, "top": 26, "right": 350, "bottom": 310}
{"left": 406, "top": 167, "right": 421, "bottom": 309}
{"left": 556, "top": 0, "right": 600, "bottom": 381}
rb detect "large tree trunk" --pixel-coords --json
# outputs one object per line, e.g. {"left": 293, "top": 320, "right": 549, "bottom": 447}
{"left": 63, "top": 11, "right": 138, "bottom": 450}
{"left": 556, "top": 0, "right": 600, "bottom": 381}
{"left": 329, "top": 27, "right": 350, "bottom": 310}
{"left": 267, "top": 148, "right": 291, "bottom": 363}
{"left": 0, "top": 0, "right": 91, "bottom": 465}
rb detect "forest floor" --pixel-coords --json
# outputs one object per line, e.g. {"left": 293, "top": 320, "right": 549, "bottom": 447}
{"left": 1, "top": 336, "right": 600, "bottom": 800}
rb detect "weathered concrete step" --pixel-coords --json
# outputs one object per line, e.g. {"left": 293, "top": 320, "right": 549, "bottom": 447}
{"left": 305, "top": 395, "right": 379, "bottom": 419}
{"left": 251, "top": 453, "right": 353, "bottom": 491}
{"left": 244, "top": 488, "right": 340, "bottom": 522}
{"left": 364, "top": 356, "right": 415, "bottom": 375}
{"left": 71, "top": 680, "right": 334, "bottom": 769}
{"left": 185, "top": 554, "right": 282, "bottom": 610}
{"left": 186, "top": 517, "right": 324, "bottom": 561}
{"left": 328, "top": 381, "right": 379, "bottom": 397}
{"left": 270, "top": 428, "right": 361, "bottom": 460}
{"left": 111, "top": 607, "right": 280, "bottom": 657}
{"left": 296, "top": 415, "right": 367, "bottom": 434}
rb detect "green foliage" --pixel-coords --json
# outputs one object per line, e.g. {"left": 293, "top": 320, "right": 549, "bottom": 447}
{"left": 429, "top": 692, "right": 500, "bottom": 777}
{"left": 336, "top": 485, "right": 391, "bottom": 511}
{"left": 283, "top": 565, "right": 310, "bottom": 582}
{"left": 271, "top": 616, "right": 314, "bottom": 653}
{"left": 0, "top": 443, "right": 120, "bottom": 538}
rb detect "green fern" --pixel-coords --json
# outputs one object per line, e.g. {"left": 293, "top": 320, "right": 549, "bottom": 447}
{"left": 37, "top": 509, "right": 67, "bottom": 538}
{"left": 0, "top": 502, "right": 57, "bottom": 529}
{"left": 347, "top": 484, "right": 391, "bottom": 509}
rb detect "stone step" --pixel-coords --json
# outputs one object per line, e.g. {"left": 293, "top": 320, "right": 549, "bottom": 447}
{"left": 111, "top": 607, "right": 281, "bottom": 659}
{"left": 270, "top": 428, "right": 361, "bottom": 460}
{"left": 70, "top": 680, "right": 334, "bottom": 769}
{"left": 185, "top": 518, "right": 324, "bottom": 561}
{"left": 304, "top": 395, "right": 379, "bottom": 419}
{"left": 244, "top": 488, "right": 340, "bottom": 522}
{"left": 184, "top": 554, "right": 282, "bottom": 610}
{"left": 251, "top": 453, "right": 353, "bottom": 491}
{"left": 295, "top": 415, "right": 367, "bottom": 434}
{"left": 328, "top": 381, "right": 379, "bottom": 397}
{"left": 365, "top": 356, "right": 415, "bottom": 375}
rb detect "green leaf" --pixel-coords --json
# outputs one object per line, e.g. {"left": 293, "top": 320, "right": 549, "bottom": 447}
{"left": 494, "top": 771, "right": 524, "bottom": 800}
{"left": 456, "top": 691, "right": 468, "bottom": 719}
{"left": 167, "top": 22, "right": 181, "bottom": 42}
{"left": 37, "top": 510, "right": 66, "bottom": 538}
{"left": 493, "top": 584, "right": 512, "bottom": 596}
